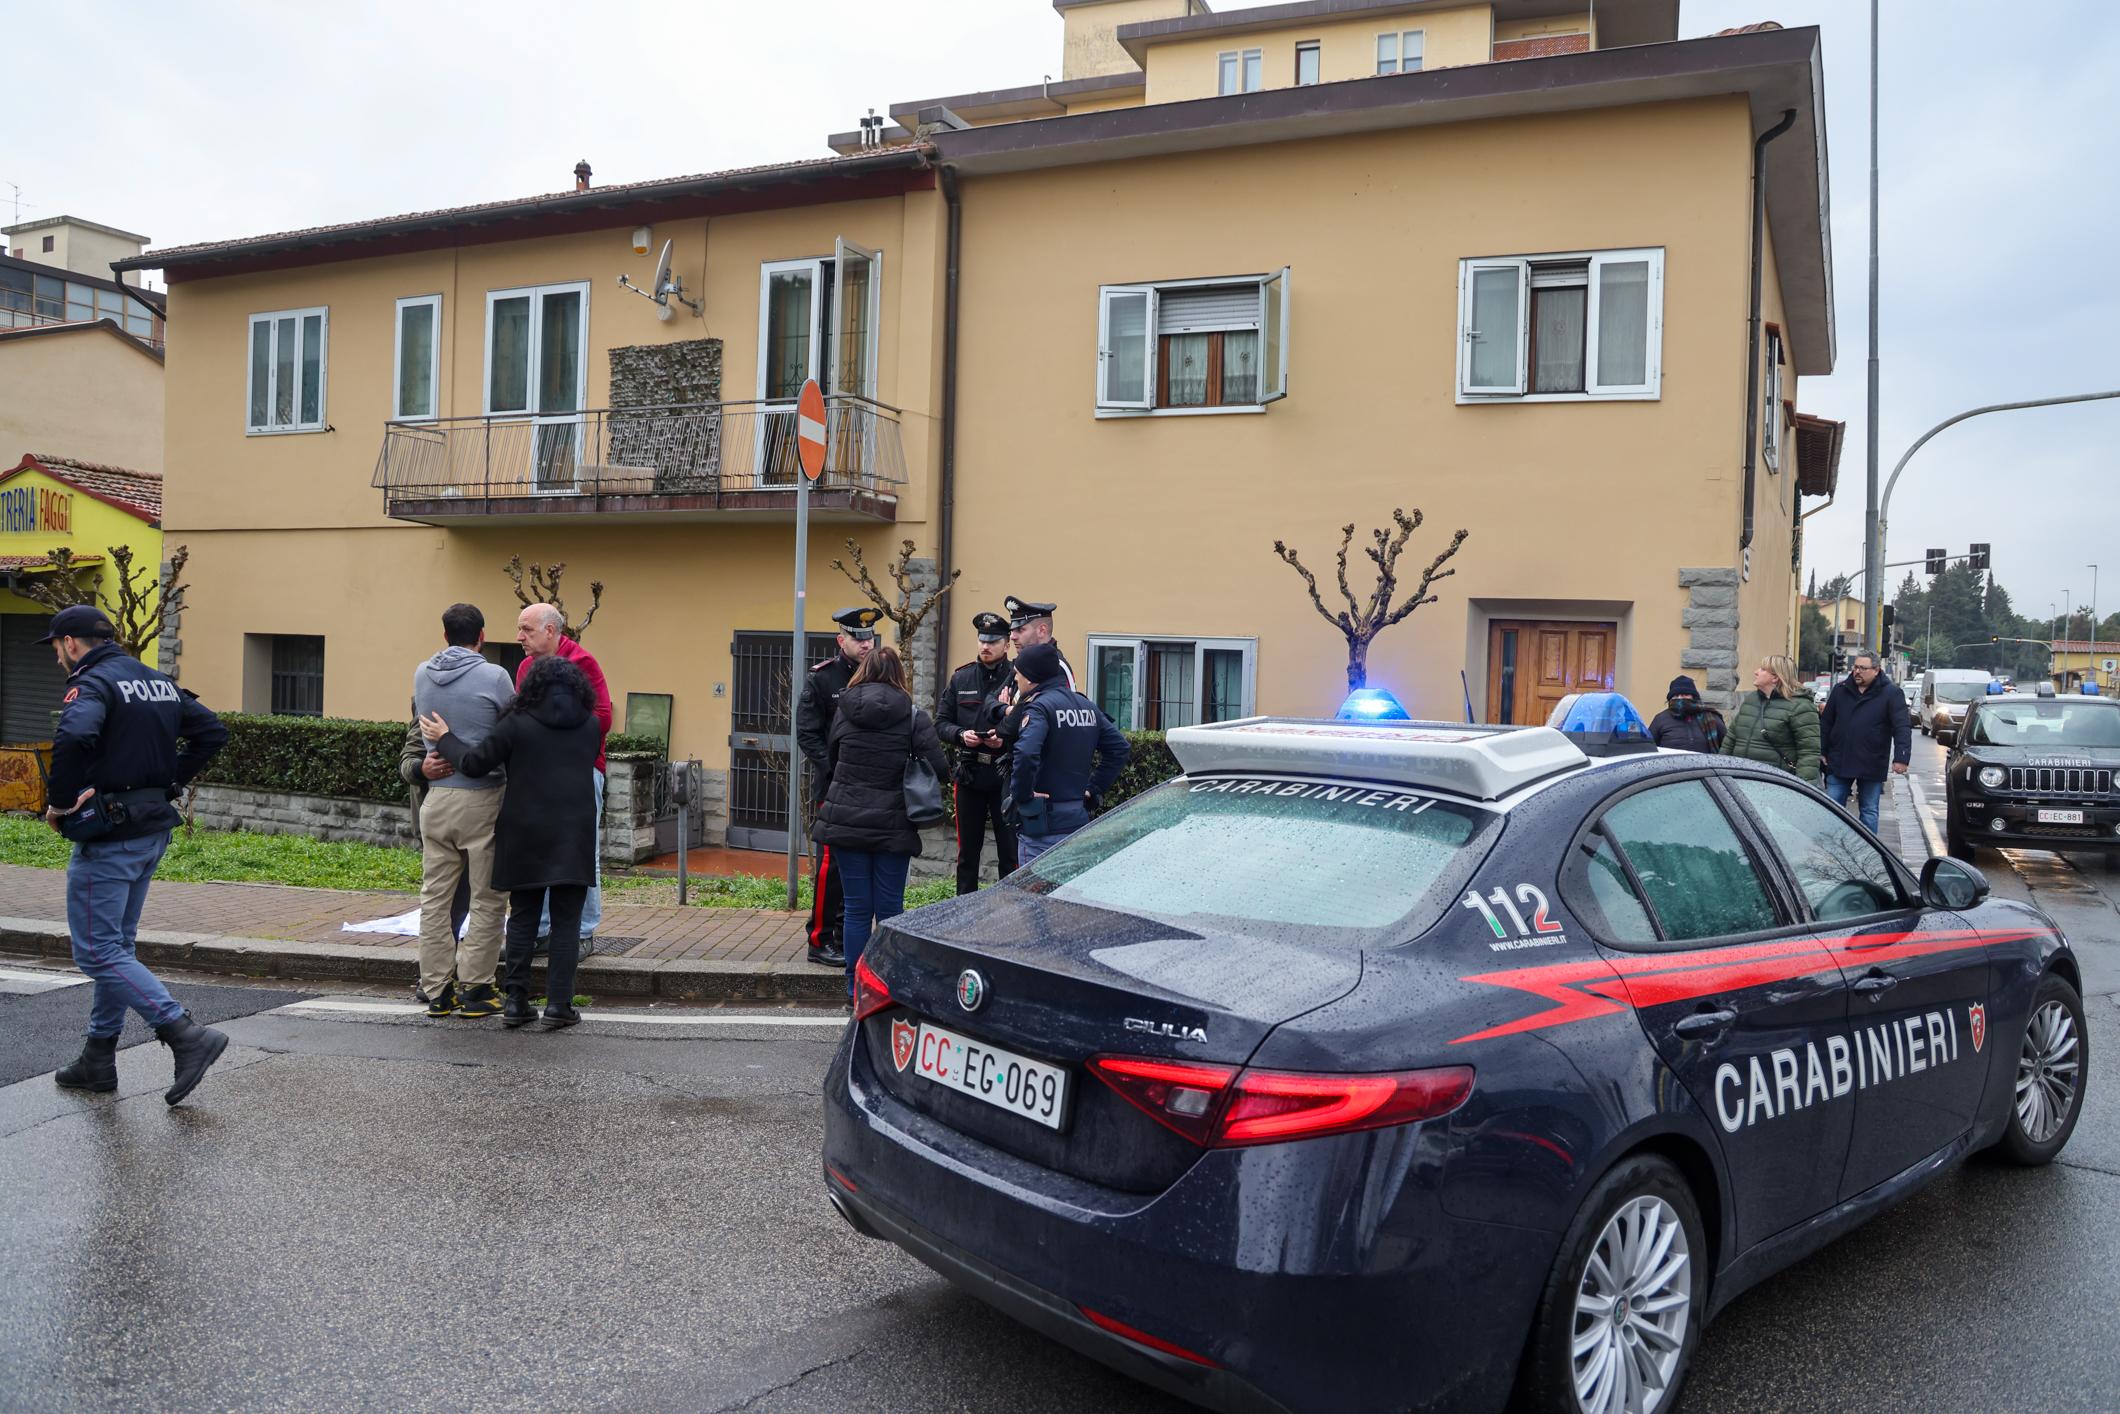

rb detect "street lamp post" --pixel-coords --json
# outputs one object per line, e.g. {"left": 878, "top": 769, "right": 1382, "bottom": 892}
{"left": 2090, "top": 563, "right": 2101, "bottom": 694}
{"left": 1870, "top": 388, "right": 2120, "bottom": 653}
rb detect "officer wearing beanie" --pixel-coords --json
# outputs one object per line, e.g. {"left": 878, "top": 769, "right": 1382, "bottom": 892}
{"left": 796, "top": 607, "right": 880, "bottom": 965}
{"left": 1007, "top": 640, "right": 1129, "bottom": 866}
{"left": 40, "top": 605, "right": 233, "bottom": 1105}
{"left": 937, "top": 611, "right": 1017, "bottom": 893}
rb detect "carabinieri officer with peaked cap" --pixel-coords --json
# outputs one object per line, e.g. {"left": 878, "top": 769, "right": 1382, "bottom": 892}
{"left": 796, "top": 606, "right": 880, "bottom": 966}
{"left": 40, "top": 604, "right": 233, "bottom": 1105}
{"left": 937, "top": 610, "right": 1018, "bottom": 894}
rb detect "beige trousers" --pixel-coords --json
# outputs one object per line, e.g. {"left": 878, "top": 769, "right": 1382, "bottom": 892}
{"left": 417, "top": 787, "right": 507, "bottom": 995}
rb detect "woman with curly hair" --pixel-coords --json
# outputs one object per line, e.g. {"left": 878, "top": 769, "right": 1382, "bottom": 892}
{"left": 421, "top": 655, "right": 601, "bottom": 1030}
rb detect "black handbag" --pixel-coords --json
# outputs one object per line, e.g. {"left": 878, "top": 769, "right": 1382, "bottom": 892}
{"left": 903, "top": 753, "right": 947, "bottom": 827}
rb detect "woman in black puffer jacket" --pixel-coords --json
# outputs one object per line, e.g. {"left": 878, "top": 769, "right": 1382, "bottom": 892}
{"left": 813, "top": 645, "right": 948, "bottom": 998}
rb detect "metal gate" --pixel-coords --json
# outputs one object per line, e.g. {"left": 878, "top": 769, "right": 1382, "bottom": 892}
{"left": 727, "top": 630, "right": 837, "bottom": 851}
{"left": 1, "top": 614, "right": 69, "bottom": 745}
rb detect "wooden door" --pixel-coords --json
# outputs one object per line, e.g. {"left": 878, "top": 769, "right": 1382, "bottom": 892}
{"left": 1487, "top": 620, "right": 1617, "bottom": 726}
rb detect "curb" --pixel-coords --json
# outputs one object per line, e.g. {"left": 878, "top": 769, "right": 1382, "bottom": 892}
{"left": 1902, "top": 773, "right": 1947, "bottom": 859}
{"left": 0, "top": 918, "right": 847, "bottom": 1003}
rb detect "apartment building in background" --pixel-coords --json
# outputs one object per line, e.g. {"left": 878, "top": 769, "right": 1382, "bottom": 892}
{"left": 119, "top": 0, "right": 1841, "bottom": 848}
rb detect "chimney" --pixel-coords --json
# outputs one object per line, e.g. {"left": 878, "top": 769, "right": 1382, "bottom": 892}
{"left": 573, "top": 160, "right": 592, "bottom": 192}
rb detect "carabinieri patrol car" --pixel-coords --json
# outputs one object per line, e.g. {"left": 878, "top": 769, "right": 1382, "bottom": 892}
{"left": 820, "top": 693, "right": 2086, "bottom": 1414}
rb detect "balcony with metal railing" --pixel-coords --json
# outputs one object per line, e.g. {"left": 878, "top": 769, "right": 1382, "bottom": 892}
{"left": 371, "top": 395, "right": 906, "bottom": 523}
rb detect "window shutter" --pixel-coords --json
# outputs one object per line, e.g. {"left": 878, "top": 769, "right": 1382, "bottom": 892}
{"left": 1156, "top": 285, "right": 1261, "bottom": 334}
{"left": 1260, "top": 267, "right": 1290, "bottom": 404}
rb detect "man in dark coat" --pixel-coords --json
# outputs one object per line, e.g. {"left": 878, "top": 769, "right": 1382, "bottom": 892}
{"left": 795, "top": 607, "right": 879, "bottom": 965}
{"left": 1647, "top": 675, "right": 1725, "bottom": 754}
{"left": 1819, "top": 651, "right": 1911, "bottom": 833}
{"left": 1008, "top": 642, "right": 1130, "bottom": 866}
{"left": 936, "top": 610, "right": 1017, "bottom": 893}
{"left": 41, "top": 605, "right": 232, "bottom": 1105}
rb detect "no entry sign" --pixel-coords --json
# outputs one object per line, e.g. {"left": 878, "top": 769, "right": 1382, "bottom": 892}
{"left": 796, "top": 378, "right": 827, "bottom": 483}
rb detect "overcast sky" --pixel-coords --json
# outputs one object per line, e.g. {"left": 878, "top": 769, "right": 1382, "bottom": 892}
{"left": 13, "top": 1, "right": 2117, "bottom": 620}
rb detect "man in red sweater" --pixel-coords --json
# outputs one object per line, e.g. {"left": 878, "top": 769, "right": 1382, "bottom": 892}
{"left": 516, "top": 603, "right": 613, "bottom": 941}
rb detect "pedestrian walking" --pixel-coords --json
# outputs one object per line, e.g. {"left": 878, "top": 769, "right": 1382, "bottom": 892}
{"left": 1007, "top": 641, "right": 1130, "bottom": 866}
{"left": 1722, "top": 653, "right": 1822, "bottom": 782}
{"left": 421, "top": 655, "right": 602, "bottom": 1031}
{"left": 409, "top": 603, "right": 515, "bottom": 1019}
{"left": 40, "top": 605, "right": 232, "bottom": 1105}
{"left": 515, "top": 603, "right": 612, "bottom": 949}
{"left": 795, "top": 606, "right": 880, "bottom": 966}
{"left": 811, "top": 645, "right": 949, "bottom": 1000}
{"left": 1647, "top": 675, "right": 1726, "bottom": 753}
{"left": 936, "top": 610, "right": 1018, "bottom": 893}
{"left": 1818, "top": 651, "right": 1912, "bottom": 833}
{"left": 399, "top": 719, "right": 471, "bottom": 945}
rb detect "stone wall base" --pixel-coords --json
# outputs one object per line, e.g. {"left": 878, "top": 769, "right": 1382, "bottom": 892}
{"left": 1676, "top": 568, "right": 1743, "bottom": 710}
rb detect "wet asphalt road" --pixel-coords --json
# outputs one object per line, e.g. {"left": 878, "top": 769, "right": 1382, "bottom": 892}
{"left": 1, "top": 736, "right": 2115, "bottom": 1414}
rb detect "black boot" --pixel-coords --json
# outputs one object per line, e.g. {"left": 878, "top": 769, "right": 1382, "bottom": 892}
{"left": 54, "top": 1034, "right": 119, "bottom": 1093}
{"left": 154, "top": 1013, "right": 230, "bottom": 1106}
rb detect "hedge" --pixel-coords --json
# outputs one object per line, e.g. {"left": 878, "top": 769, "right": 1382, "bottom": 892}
{"left": 196, "top": 715, "right": 669, "bottom": 806}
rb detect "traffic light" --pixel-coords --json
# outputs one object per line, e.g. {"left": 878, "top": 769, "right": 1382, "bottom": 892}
{"left": 1926, "top": 548, "right": 1946, "bottom": 575}
{"left": 1969, "top": 543, "right": 1991, "bottom": 572}
{"left": 1882, "top": 605, "right": 1896, "bottom": 642}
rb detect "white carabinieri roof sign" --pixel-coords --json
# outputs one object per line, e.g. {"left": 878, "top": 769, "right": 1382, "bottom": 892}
{"left": 1165, "top": 717, "right": 1588, "bottom": 802}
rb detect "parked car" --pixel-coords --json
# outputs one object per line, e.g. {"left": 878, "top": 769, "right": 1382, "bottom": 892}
{"left": 823, "top": 694, "right": 2084, "bottom": 1414}
{"left": 1919, "top": 668, "right": 1994, "bottom": 744}
{"left": 1946, "top": 689, "right": 2120, "bottom": 867}
{"left": 1902, "top": 681, "right": 1922, "bottom": 714}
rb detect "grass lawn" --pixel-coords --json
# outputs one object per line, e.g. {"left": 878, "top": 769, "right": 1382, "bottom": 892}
{"left": 1, "top": 813, "right": 961, "bottom": 910}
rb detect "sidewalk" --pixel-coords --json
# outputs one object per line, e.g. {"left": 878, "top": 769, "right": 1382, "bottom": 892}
{"left": 0, "top": 863, "right": 835, "bottom": 1002}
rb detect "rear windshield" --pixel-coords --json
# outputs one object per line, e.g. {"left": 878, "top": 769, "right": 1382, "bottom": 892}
{"left": 1934, "top": 682, "right": 1988, "bottom": 703}
{"left": 1966, "top": 701, "right": 2120, "bottom": 748}
{"left": 1012, "top": 776, "right": 1495, "bottom": 947}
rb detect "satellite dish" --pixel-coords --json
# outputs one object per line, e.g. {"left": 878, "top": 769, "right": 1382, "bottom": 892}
{"left": 616, "top": 237, "right": 700, "bottom": 318}
{"left": 651, "top": 239, "right": 673, "bottom": 298}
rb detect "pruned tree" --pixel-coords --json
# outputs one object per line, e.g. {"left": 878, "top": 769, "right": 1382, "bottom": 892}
{"left": 504, "top": 555, "right": 603, "bottom": 641}
{"left": 13, "top": 542, "right": 190, "bottom": 660}
{"left": 828, "top": 538, "right": 961, "bottom": 649}
{"left": 1273, "top": 508, "right": 1469, "bottom": 692}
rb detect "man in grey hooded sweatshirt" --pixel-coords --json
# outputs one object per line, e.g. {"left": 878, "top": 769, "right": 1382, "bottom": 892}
{"left": 410, "top": 603, "right": 516, "bottom": 1018}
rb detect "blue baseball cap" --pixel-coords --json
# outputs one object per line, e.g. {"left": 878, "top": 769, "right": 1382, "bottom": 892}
{"left": 36, "top": 604, "right": 116, "bottom": 644}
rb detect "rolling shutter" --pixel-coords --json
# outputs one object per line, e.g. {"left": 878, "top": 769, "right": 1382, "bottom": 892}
{"left": 1156, "top": 284, "right": 1261, "bottom": 334}
{"left": 1, "top": 613, "right": 70, "bottom": 744}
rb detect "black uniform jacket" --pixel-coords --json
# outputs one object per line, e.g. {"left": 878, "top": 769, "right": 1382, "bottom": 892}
{"left": 937, "top": 655, "right": 1014, "bottom": 790}
{"left": 50, "top": 642, "right": 228, "bottom": 839}
{"left": 796, "top": 653, "right": 861, "bottom": 790}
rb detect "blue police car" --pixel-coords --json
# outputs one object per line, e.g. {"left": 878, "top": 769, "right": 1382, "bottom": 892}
{"left": 821, "top": 694, "right": 2086, "bottom": 1414}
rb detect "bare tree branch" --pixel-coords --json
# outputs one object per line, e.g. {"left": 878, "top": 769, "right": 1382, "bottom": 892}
{"left": 1272, "top": 509, "right": 1470, "bottom": 691}
{"left": 828, "top": 538, "right": 961, "bottom": 649}
{"left": 502, "top": 555, "right": 604, "bottom": 641}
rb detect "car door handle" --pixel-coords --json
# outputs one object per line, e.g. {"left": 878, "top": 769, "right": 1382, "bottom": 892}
{"left": 1853, "top": 972, "right": 1900, "bottom": 998}
{"left": 1673, "top": 1009, "right": 1736, "bottom": 1039}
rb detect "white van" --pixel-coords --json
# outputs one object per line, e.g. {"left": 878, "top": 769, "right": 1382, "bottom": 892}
{"left": 1919, "top": 668, "right": 1994, "bottom": 744}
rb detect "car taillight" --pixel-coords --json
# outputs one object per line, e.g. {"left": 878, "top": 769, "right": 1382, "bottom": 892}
{"left": 852, "top": 957, "right": 893, "bottom": 1022}
{"left": 1089, "top": 1054, "right": 1474, "bottom": 1148}
{"left": 1077, "top": 1304, "right": 1219, "bottom": 1368}
{"left": 1085, "top": 1056, "right": 1238, "bottom": 1146}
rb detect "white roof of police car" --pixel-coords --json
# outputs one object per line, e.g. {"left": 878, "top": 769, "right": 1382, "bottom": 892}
{"left": 1166, "top": 716, "right": 1603, "bottom": 803}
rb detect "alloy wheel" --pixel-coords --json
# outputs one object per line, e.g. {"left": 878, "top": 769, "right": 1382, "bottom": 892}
{"left": 1571, "top": 1195, "right": 1692, "bottom": 1414}
{"left": 2016, "top": 999, "right": 2081, "bottom": 1145}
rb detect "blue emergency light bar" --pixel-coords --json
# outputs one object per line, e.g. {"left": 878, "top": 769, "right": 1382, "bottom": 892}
{"left": 1547, "top": 692, "right": 1656, "bottom": 756}
{"left": 1337, "top": 688, "right": 1412, "bottom": 721}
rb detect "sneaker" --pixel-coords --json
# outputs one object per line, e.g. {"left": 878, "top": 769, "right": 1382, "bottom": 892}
{"left": 455, "top": 984, "right": 501, "bottom": 1019}
{"left": 425, "top": 983, "right": 458, "bottom": 1019}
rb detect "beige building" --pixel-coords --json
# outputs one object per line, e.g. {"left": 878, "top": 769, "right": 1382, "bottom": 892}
{"left": 122, "top": 0, "right": 1840, "bottom": 848}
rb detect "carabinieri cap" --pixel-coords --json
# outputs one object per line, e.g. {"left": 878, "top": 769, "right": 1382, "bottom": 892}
{"left": 831, "top": 606, "right": 883, "bottom": 639}
{"left": 972, "top": 611, "right": 1010, "bottom": 642}
{"left": 1004, "top": 596, "right": 1056, "bottom": 629}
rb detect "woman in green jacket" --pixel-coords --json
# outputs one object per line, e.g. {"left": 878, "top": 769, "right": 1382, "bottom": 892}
{"left": 1722, "top": 653, "right": 1822, "bottom": 781}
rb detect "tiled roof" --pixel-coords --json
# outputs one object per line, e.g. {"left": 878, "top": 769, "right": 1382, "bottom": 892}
{"left": 0, "top": 553, "right": 104, "bottom": 571}
{"left": 1711, "top": 22, "right": 1783, "bottom": 35}
{"left": 24, "top": 454, "right": 163, "bottom": 522}
{"left": 117, "top": 149, "right": 933, "bottom": 270}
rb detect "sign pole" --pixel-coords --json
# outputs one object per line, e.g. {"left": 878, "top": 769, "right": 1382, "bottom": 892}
{"left": 786, "top": 378, "right": 830, "bottom": 911}
{"left": 786, "top": 475, "right": 809, "bottom": 909}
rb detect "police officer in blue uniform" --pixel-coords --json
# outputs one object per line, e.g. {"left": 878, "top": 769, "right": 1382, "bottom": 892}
{"left": 40, "top": 605, "right": 233, "bottom": 1105}
{"left": 1007, "top": 641, "right": 1130, "bottom": 866}
{"left": 795, "top": 607, "right": 880, "bottom": 966}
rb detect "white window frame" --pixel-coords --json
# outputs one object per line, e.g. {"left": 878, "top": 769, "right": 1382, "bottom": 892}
{"left": 1456, "top": 248, "right": 1664, "bottom": 403}
{"left": 1096, "top": 270, "right": 1290, "bottom": 418}
{"left": 1088, "top": 634, "right": 1259, "bottom": 730}
{"left": 244, "top": 305, "right": 329, "bottom": 435}
{"left": 392, "top": 293, "right": 441, "bottom": 422}
{"left": 1217, "top": 48, "right": 1264, "bottom": 95}
{"left": 1295, "top": 40, "right": 1321, "bottom": 86}
{"left": 483, "top": 281, "right": 588, "bottom": 418}
{"left": 1763, "top": 328, "right": 1785, "bottom": 472}
{"left": 1378, "top": 29, "right": 1425, "bottom": 74}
